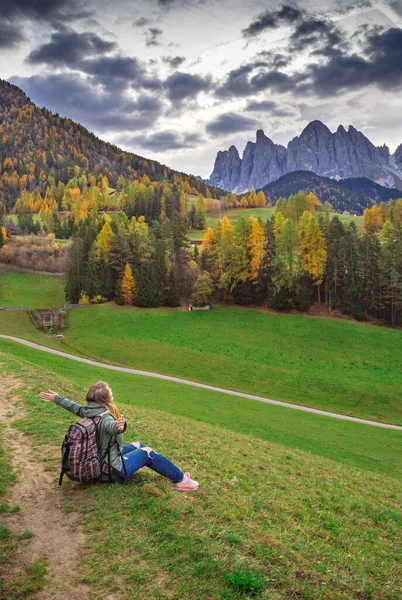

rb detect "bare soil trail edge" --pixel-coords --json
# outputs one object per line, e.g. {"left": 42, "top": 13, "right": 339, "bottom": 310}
{"left": 0, "top": 372, "right": 94, "bottom": 600}
{"left": 1, "top": 335, "right": 401, "bottom": 431}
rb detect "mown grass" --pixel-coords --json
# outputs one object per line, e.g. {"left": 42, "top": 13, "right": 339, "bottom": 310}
{"left": 1, "top": 342, "right": 401, "bottom": 481}
{"left": 0, "top": 267, "right": 65, "bottom": 309}
{"left": 1, "top": 353, "right": 401, "bottom": 599}
{"left": 57, "top": 303, "right": 402, "bottom": 425}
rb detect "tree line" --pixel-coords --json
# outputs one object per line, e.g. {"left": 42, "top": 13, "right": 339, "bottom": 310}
{"left": 61, "top": 191, "right": 402, "bottom": 326}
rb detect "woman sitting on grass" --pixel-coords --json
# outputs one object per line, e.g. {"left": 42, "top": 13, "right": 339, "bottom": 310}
{"left": 39, "top": 381, "right": 199, "bottom": 491}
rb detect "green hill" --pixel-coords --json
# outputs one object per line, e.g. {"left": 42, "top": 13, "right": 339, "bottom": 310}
{"left": 1, "top": 347, "right": 401, "bottom": 599}
{"left": 262, "top": 170, "right": 401, "bottom": 214}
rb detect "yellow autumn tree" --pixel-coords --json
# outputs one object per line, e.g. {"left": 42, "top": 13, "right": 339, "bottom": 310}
{"left": 201, "top": 227, "right": 214, "bottom": 251}
{"left": 121, "top": 263, "right": 136, "bottom": 305}
{"left": 306, "top": 192, "right": 321, "bottom": 216}
{"left": 248, "top": 217, "right": 264, "bottom": 281}
{"left": 95, "top": 221, "right": 114, "bottom": 260}
{"left": 257, "top": 190, "right": 266, "bottom": 207}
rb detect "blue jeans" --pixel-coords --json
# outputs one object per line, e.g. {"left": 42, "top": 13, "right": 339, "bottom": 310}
{"left": 115, "top": 442, "right": 184, "bottom": 483}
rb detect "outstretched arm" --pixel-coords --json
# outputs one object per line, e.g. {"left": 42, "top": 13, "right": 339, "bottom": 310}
{"left": 39, "top": 390, "right": 86, "bottom": 417}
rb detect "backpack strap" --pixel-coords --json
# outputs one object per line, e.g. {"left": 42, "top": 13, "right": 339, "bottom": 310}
{"left": 93, "top": 413, "right": 128, "bottom": 482}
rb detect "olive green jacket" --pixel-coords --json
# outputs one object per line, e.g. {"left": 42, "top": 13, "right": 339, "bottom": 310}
{"left": 54, "top": 395, "right": 125, "bottom": 472}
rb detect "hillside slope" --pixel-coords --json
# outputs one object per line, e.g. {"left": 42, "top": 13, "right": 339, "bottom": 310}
{"left": 262, "top": 170, "right": 401, "bottom": 213}
{"left": 0, "top": 79, "right": 223, "bottom": 210}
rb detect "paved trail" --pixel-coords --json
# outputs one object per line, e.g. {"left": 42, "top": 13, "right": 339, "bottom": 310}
{"left": 1, "top": 334, "right": 401, "bottom": 431}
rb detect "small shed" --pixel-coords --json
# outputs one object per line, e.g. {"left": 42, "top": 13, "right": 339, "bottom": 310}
{"left": 40, "top": 311, "right": 55, "bottom": 327}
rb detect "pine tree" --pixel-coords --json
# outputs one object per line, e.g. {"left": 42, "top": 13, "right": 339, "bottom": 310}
{"left": 325, "top": 216, "right": 345, "bottom": 311}
{"left": 191, "top": 272, "right": 214, "bottom": 306}
{"left": 121, "top": 263, "right": 136, "bottom": 305}
{"left": 65, "top": 236, "right": 85, "bottom": 303}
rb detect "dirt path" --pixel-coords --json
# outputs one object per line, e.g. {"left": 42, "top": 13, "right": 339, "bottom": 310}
{"left": 0, "top": 371, "right": 91, "bottom": 600}
{"left": 1, "top": 335, "right": 402, "bottom": 431}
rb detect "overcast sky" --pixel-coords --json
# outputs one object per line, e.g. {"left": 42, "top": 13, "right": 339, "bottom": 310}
{"left": 1, "top": 0, "right": 402, "bottom": 177}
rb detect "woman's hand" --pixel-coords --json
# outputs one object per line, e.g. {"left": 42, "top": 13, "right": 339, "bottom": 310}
{"left": 116, "top": 415, "right": 126, "bottom": 432}
{"left": 39, "top": 390, "right": 57, "bottom": 403}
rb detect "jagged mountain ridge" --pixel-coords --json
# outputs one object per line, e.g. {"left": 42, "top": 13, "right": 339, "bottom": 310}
{"left": 262, "top": 170, "right": 401, "bottom": 214}
{"left": 208, "top": 121, "right": 402, "bottom": 193}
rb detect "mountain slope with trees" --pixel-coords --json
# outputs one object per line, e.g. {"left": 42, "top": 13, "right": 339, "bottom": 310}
{"left": 262, "top": 171, "right": 402, "bottom": 214}
{"left": 0, "top": 79, "right": 223, "bottom": 210}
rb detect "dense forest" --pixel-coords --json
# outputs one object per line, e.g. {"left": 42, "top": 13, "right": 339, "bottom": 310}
{"left": 0, "top": 79, "right": 223, "bottom": 211}
{"left": 262, "top": 171, "right": 402, "bottom": 214}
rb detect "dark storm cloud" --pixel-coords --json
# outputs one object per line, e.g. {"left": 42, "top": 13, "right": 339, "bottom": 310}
{"left": 307, "top": 27, "right": 402, "bottom": 95}
{"left": 0, "top": 0, "right": 90, "bottom": 24}
{"left": 163, "top": 55, "right": 186, "bottom": 68}
{"left": 11, "top": 73, "right": 164, "bottom": 133}
{"left": 245, "top": 100, "right": 294, "bottom": 117}
{"left": 117, "top": 130, "right": 200, "bottom": 152}
{"left": 164, "top": 71, "right": 212, "bottom": 103}
{"left": 242, "top": 4, "right": 303, "bottom": 38}
{"left": 206, "top": 112, "right": 259, "bottom": 136}
{"left": 145, "top": 27, "right": 163, "bottom": 47}
{"left": 27, "top": 31, "right": 116, "bottom": 67}
{"left": 0, "top": 22, "right": 25, "bottom": 48}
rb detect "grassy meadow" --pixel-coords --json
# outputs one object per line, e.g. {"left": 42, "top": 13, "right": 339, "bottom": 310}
{"left": 0, "top": 348, "right": 401, "bottom": 599}
{"left": 0, "top": 265, "right": 401, "bottom": 425}
{"left": 0, "top": 338, "right": 401, "bottom": 479}
{"left": 53, "top": 303, "right": 402, "bottom": 425}
{"left": 0, "top": 266, "right": 65, "bottom": 309}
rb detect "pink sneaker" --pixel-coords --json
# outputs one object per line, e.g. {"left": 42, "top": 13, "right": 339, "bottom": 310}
{"left": 175, "top": 472, "right": 199, "bottom": 491}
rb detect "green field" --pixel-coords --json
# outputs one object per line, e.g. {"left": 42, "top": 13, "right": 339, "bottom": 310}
{"left": 1, "top": 346, "right": 401, "bottom": 599}
{"left": 0, "top": 267, "right": 65, "bottom": 309}
{"left": 0, "top": 261, "right": 401, "bottom": 428}
{"left": 39, "top": 303, "right": 402, "bottom": 426}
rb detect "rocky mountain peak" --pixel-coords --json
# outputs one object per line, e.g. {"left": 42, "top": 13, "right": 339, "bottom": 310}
{"left": 394, "top": 143, "right": 402, "bottom": 168}
{"left": 208, "top": 121, "right": 402, "bottom": 193}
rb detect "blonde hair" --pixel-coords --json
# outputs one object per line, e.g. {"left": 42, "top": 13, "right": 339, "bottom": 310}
{"left": 86, "top": 381, "right": 120, "bottom": 420}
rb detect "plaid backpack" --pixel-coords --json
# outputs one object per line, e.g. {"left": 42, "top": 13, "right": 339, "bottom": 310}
{"left": 59, "top": 414, "right": 120, "bottom": 485}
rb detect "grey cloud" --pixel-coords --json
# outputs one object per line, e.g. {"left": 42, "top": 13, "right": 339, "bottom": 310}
{"left": 117, "top": 130, "right": 199, "bottom": 152}
{"left": 306, "top": 27, "right": 402, "bottom": 95}
{"left": 145, "top": 27, "right": 163, "bottom": 46}
{"left": 27, "top": 31, "right": 116, "bottom": 67}
{"left": 206, "top": 112, "right": 259, "bottom": 136}
{"left": 216, "top": 58, "right": 301, "bottom": 98}
{"left": 0, "top": 0, "right": 90, "bottom": 24}
{"left": 290, "top": 18, "right": 344, "bottom": 54}
{"left": 133, "top": 17, "right": 152, "bottom": 27}
{"left": 163, "top": 55, "right": 186, "bottom": 68}
{"left": 0, "top": 22, "right": 25, "bottom": 48}
{"left": 164, "top": 71, "right": 212, "bottom": 103}
{"left": 242, "top": 4, "right": 303, "bottom": 38}
{"left": 11, "top": 73, "right": 163, "bottom": 133}
{"left": 245, "top": 100, "right": 295, "bottom": 117}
